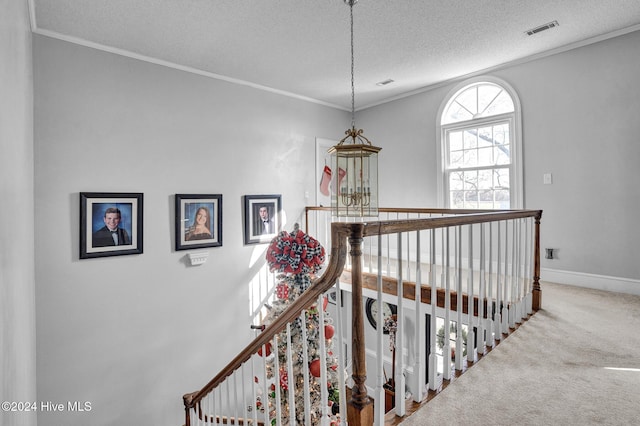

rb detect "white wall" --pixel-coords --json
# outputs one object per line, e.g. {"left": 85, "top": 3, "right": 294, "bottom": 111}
{"left": 0, "top": 1, "right": 36, "bottom": 425}
{"left": 359, "top": 30, "right": 640, "bottom": 293}
{"left": 33, "top": 36, "right": 348, "bottom": 425}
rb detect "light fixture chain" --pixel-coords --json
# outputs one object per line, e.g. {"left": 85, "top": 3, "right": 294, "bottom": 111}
{"left": 350, "top": 1, "right": 355, "bottom": 129}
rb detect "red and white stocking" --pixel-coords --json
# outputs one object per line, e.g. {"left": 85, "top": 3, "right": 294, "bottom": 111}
{"left": 337, "top": 167, "right": 347, "bottom": 194}
{"left": 319, "top": 165, "right": 332, "bottom": 196}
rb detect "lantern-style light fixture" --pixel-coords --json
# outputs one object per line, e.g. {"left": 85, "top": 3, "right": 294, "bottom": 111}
{"left": 329, "top": 0, "right": 381, "bottom": 217}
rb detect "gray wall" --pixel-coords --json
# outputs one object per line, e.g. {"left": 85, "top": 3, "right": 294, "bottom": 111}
{"left": 33, "top": 36, "right": 347, "bottom": 425}
{"left": 360, "top": 30, "right": 640, "bottom": 289}
{"left": 1, "top": 1, "right": 36, "bottom": 425}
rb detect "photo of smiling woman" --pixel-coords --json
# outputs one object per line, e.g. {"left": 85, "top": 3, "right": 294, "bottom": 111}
{"left": 185, "top": 206, "right": 212, "bottom": 241}
{"left": 174, "top": 194, "right": 222, "bottom": 251}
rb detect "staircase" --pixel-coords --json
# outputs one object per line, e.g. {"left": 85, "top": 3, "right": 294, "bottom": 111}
{"left": 183, "top": 207, "right": 543, "bottom": 425}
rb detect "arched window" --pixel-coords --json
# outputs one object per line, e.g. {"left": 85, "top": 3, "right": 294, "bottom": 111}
{"left": 438, "top": 77, "right": 523, "bottom": 209}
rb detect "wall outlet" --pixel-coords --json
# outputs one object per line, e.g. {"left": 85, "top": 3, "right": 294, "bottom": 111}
{"left": 543, "top": 173, "right": 553, "bottom": 185}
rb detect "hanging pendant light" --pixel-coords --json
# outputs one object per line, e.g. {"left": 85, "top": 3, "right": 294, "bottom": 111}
{"left": 329, "top": 0, "right": 381, "bottom": 217}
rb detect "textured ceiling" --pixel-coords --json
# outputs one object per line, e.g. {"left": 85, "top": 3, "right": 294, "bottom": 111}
{"left": 31, "top": 0, "right": 640, "bottom": 110}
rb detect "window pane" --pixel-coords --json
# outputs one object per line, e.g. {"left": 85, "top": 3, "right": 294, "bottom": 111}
{"left": 477, "top": 85, "right": 502, "bottom": 116}
{"left": 485, "top": 90, "right": 514, "bottom": 116}
{"left": 450, "top": 190, "right": 464, "bottom": 208}
{"left": 495, "top": 144, "right": 510, "bottom": 165}
{"left": 449, "top": 131, "right": 463, "bottom": 151}
{"left": 477, "top": 147, "right": 492, "bottom": 167}
{"left": 477, "top": 126, "right": 493, "bottom": 148}
{"left": 456, "top": 89, "right": 478, "bottom": 117}
{"left": 494, "top": 123, "right": 509, "bottom": 144}
{"left": 450, "top": 171, "right": 464, "bottom": 190}
{"left": 495, "top": 168, "right": 510, "bottom": 189}
{"left": 464, "top": 191, "right": 478, "bottom": 208}
{"left": 442, "top": 83, "right": 515, "bottom": 124}
{"left": 444, "top": 104, "right": 473, "bottom": 123}
{"left": 478, "top": 169, "right": 493, "bottom": 190}
{"left": 463, "top": 148, "right": 477, "bottom": 167}
{"left": 463, "top": 170, "right": 478, "bottom": 191}
{"left": 463, "top": 130, "right": 477, "bottom": 150}
{"left": 450, "top": 150, "right": 464, "bottom": 168}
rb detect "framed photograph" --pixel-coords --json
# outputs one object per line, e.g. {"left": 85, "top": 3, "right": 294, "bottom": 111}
{"left": 243, "top": 194, "right": 282, "bottom": 245}
{"left": 175, "top": 194, "right": 223, "bottom": 251}
{"left": 80, "top": 192, "right": 143, "bottom": 259}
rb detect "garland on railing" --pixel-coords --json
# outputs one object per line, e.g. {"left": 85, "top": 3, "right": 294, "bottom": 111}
{"left": 254, "top": 225, "right": 340, "bottom": 426}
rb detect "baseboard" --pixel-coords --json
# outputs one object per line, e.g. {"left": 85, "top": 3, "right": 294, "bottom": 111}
{"left": 541, "top": 268, "right": 640, "bottom": 296}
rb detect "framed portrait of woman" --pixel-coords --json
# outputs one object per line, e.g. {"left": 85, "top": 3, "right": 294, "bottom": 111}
{"left": 175, "top": 194, "right": 223, "bottom": 251}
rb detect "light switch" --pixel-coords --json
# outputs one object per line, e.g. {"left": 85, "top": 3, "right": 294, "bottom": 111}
{"left": 543, "top": 173, "right": 553, "bottom": 185}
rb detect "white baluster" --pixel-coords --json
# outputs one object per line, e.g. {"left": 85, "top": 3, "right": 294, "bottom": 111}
{"left": 333, "top": 279, "right": 348, "bottom": 426}
{"left": 261, "top": 341, "right": 270, "bottom": 426}
{"left": 443, "top": 227, "right": 451, "bottom": 380}
{"left": 251, "top": 353, "right": 258, "bottom": 426}
{"left": 210, "top": 392, "right": 215, "bottom": 425}
{"left": 374, "top": 234, "right": 385, "bottom": 426}
{"left": 502, "top": 221, "right": 510, "bottom": 334}
{"left": 241, "top": 364, "right": 247, "bottom": 425}
{"left": 467, "top": 224, "right": 475, "bottom": 363}
{"left": 495, "top": 222, "right": 502, "bottom": 340}
{"left": 395, "top": 232, "right": 406, "bottom": 416}
{"left": 317, "top": 294, "right": 330, "bottom": 426}
{"left": 233, "top": 370, "right": 239, "bottom": 425}
{"left": 282, "top": 324, "right": 294, "bottom": 425}
{"left": 477, "top": 223, "right": 485, "bottom": 351}
{"left": 509, "top": 220, "right": 517, "bottom": 329}
{"left": 455, "top": 226, "right": 463, "bottom": 372}
{"left": 300, "top": 312, "right": 312, "bottom": 426}
{"left": 515, "top": 219, "right": 523, "bottom": 323}
{"left": 428, "top": 228, "right": 438, "bottom": 391}
{"left": 413, "top": 229, "right": 424, "bottom": 402}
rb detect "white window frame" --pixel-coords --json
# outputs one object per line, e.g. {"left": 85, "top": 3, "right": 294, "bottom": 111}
{"left": 436, "top": 76, "right": 523, "bottom": 209}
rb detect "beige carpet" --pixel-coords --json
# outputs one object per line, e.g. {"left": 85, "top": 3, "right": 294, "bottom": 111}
{"left": 401, "top": 281, "right": 640, "bottom": 426}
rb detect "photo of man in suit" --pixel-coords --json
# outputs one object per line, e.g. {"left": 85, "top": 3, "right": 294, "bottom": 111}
{"left": 254, "top": 204, "right": 275, "bottom": 236}
{"left": 92, "top": 206, "right": 131, "bottom": 247}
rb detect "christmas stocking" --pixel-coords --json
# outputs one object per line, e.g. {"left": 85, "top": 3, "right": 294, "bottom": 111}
{"left": 319, "top": 165, "right": 332, "bottom": 196}
{"left": 337, "top": 167, "right": 347, "bottom": 194}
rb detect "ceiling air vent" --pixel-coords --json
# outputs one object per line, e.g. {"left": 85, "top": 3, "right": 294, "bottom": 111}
{"left": 526, "top": 20, "right": 559, "bottom": 36}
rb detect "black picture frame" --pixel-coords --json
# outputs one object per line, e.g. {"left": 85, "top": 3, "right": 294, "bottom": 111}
{"left": 243, "top": 194, "right": 282, "bottom": 245}
{"left": 80, "top": 192, "right": 143, "bottom": 259}
{"left": 175, "top": 194, "right": 223, "bottom": 251}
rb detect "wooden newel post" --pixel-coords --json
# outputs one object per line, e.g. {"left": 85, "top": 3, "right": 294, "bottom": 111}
{"left": 347, "top": 225, "right": 374, "bottom": 426}
{"left": 532, "top": 211, "right": 543, "bottom": 310}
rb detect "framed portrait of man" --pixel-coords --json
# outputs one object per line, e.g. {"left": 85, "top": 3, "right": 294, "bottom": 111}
{"left": 79, "top": 192, "right": 143, "bottom": 259}
{"left": 175, "top": 194, "right": 223, "bottom": 251}
{"left": 243, "top": 194, "right": 281, "bottom": 245}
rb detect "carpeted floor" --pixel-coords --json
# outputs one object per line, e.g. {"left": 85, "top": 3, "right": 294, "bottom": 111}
{"left": 400, "top": 281, "right": 640, "bottom": 426}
